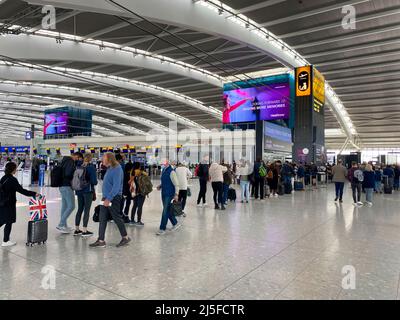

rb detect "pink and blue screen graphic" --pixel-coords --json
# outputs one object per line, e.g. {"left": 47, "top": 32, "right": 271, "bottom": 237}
{"left": 222, "top": 82, "right": 290, "bottom": 124}
{"left": 44, "top": 112, "right": 68, "bottom": 135}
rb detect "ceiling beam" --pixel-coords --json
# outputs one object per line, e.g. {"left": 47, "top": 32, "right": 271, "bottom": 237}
{"left": 237, "top": 0, "right": 287, "bottom": 14}
{"left": 81, "top": 19, "right": 140, "bottom": 40}
{"left": 279, "top": 7, "right": 400, "bottom": 39}
{"left": 294, "top": 24, "right": 400, "bottom": 50}
{"left": 260, "top": 0, "right": 370, "bottom": 27}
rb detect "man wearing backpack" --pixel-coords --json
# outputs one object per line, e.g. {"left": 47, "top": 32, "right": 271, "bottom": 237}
{"left": 55, "top": 152, "right": 81, "bottom": 233}
{"left": 253, "top": 158, "right": 266, "bottom": 200}
{"left": 348, "top": 161, "right": 364, "bottom": 207}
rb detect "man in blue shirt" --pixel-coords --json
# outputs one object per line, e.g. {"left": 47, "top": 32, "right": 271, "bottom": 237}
{"left": 90, "top": 153, "right": 131, "bottom": 248}
{"left": 383, "top": 164, "right": 395, "bottom": 189}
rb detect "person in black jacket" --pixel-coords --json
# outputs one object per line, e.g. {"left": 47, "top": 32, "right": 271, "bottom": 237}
{"left": 57, "top": 154, "right": 78, "bottom": 234}
{"left": 196, "top": 156, "right": 209, "bottom": 207}
{"left": 0, "top": 162, "right": 38, "bottom": 247}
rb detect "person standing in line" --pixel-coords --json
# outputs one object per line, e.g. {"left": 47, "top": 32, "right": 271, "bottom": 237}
{"left": 74, "top": 153, "right": 98, "bottom": 237}
{"left": 90, "top": 153, "right": 131, "bottom": 248}
{"left": 348, "top": 161, "right": 364, "bottom": 207}
{"left": 222, "top": 164, "right": 233, "bottom": 206}
{"left": 209, "top": 160, "right": 227, "bottom": 210}
{"left": 253, "top": 158, "right": 266, "bottom": 201}
{"left": 383, "top": 164, "right": 395, "bottom": 189}
{"left": 129, "top": 162, "right": 148, "bottom": 226}
{"left": 196, "top": 157, "right": 209, "bottom": 207}
{"left": 57, "top": 152, "right": 80, "bottom": 234}
{"left": 116, "top": 153, "right": 130, "bottom": 224}
{"left": 394, "top": 165, "right": 400, "bottom": 191}
{"left": 331, "top": 159, "right": 347, "bottom": 203}
{"left": 374, "top": 166, "right": 383, "bottom": 193}
{"left": 236, "top": 160, "right": 249, "bottom": 203}
{"left": 156, "top": 159, "right": 182, "bottom": 236}
{"left": 176, "top": 162, "right": 192, "bottom": 216}
{"left": 0, "top": 162, "right": 39, "bottom": 247}
{"left": 363, "top": 164, "right": 375, "bottom": 207}
{"left": 122, "top": 160, "right": 134, "bottom": 218}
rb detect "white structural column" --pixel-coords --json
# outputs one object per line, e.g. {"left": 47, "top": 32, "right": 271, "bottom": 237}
{"left": 26, "top": 0, "right": 357, "bottom": 145}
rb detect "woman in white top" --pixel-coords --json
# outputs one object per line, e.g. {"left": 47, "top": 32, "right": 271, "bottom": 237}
{"left": 238, "top": 160, "right": 252, "bottom": 203}
{"left": 175, "top": 162, "right": 193, "bottom": 214}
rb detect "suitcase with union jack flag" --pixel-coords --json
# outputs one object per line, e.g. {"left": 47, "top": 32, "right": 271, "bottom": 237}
{"left": 26, "top": 195, "right": 48, "bottom": 246}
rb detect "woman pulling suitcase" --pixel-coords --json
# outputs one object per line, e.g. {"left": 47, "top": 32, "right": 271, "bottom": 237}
{"left": 0, "top": 162, "right": 39, "bottom": 247}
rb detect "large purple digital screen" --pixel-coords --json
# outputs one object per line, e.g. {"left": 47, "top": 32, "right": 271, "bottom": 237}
{"left": 222, "top": 82, "right": 290, "bottom": 124}
{"left": 44, "top": 112, "right": 69, "bottom": 135}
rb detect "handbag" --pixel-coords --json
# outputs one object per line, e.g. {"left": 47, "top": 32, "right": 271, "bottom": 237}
{"left": 170, "top": 201, "right": 184, "bottom": 217}
{"left": 187, "top": 187, "right": 192, "bottom": 197}
{"left": 92, "top": 205, "right": 112, "bottom": 222}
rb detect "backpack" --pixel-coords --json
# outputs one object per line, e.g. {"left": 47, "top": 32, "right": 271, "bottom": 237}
{"left": 138, "top": 174, "right": 153, "bottom": 196}
{"left": 223, "top": 170, "right": 233, "bottom": 185}
{"left": 259, "top": 165, "right": 267, "bottom": 178}
{"left": 50, "top": 165, "right": 63, "bottom": 188}
{"left": 71, "top": 166, "right": 89, "bottom": 191}
{"left": 354, "top": 169, "right": 364, "bottom": 182}
{"left": 0, "top": 178, "right": 10, "bottom": 207}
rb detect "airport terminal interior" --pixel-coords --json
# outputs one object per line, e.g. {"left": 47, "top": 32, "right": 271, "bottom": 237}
{"left": 1, "top": 0, "right": 400, "bottom": 301}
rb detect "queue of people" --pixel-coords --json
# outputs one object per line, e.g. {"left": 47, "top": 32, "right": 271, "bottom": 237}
{"left": 1, "top": 151, "right": 399, "bottom": 249}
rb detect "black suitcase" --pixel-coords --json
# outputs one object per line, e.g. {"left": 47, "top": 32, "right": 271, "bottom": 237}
{"left": 294, "top": 181, "right": 304, "bottom": 191}
{"left": 27, "top": 219, "right": 48, "bottom": 246}
{"left": 284, "top": 183, "right": 292, "bottom": 194}
{"left": 384, "top": 186, "right": 393, "bottom": 194}
{"left": 227, "top": 188, "right": 237, "bottom": 201}
{"left": 277, "top": 184, "right": 284, "bottom": 196}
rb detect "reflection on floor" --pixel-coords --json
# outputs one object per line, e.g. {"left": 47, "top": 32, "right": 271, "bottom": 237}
{"left": 2, "top": 181, "right": 400, "bottom": 300}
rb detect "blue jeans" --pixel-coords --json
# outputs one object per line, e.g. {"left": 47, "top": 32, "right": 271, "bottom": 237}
{"left": 365, "top": 188, "right": 373, "bottom": 203}
{"left": 334, "top": 182, "right": 344, "bottom": 200}
{"left": 240, "top": 180, "right": 250, "bottom": 201}
{"left": 222, "top": 183, "right": 229, "bottom": 204}
{"left": 59, "top": 186, "right": 76, "bottom": 228}
{"left": 375, "top": 181, "right": 382, "bottom": 193}
{"left": 160, "top": 195, "right": 178, "bottom": 231}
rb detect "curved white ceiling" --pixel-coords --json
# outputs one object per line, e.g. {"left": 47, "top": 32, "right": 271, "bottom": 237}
{"left": 0, "top": 63, "right": 222, "bottom": 118}
{"left": 0, "top": 101, "right": 147, "bottom": 136}
{"left": 0, "top": 92, "right": 170, "bottom": 132}
{"left": 25, "top": 0, "right": 358, "bottom": 145}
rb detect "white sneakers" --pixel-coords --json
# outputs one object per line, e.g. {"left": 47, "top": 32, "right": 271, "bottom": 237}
{"left": 156, "top": 223, "right": 183, "bottom": 236}
{"left": 353, "top": 201, "right": 373, "bottom": 207}
{"left": 1, "top": 241, "right": 16, "bottom": 247}
{"left": 56, "top": 226, "right": 71, "bottom": 234}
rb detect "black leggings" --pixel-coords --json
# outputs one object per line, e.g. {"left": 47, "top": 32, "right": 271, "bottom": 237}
{"left": 0, "top": 223, "right": 12, "bottom": 242}
{"left": 178, "top": 190, "right": 188, "bottom": 211}
{"left": 131, "top": 194, "right": 145, "bottom": 222}
{"left": 211, "top": 181, "right": 223, "bottom": 206}
{"left": 197, "top": 180, "right": 207, "bottom": 204}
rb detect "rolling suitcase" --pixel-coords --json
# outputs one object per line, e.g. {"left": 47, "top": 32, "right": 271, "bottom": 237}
{"left": 227, "top": 188, "right": 237, "bottom": 201}
{"left": 277, "top": 184, "right": 284, "bottom": 196}
{"left": 294, "top": 181, "right": 304, "bottom": 191}
{"left": 264, "top": 184, "right": 270, "bottom": 197}
{"left": 383, "top": 176, "right": 393, "bottom": 194}
{"left": 284, "top": 183, "right": 292, "bottom": 194}
{"left": 27, "top": 219, "right": 48, "bottom": 246}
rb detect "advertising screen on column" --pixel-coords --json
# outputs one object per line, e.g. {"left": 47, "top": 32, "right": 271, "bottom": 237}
{"left": 223, "top": 76, "right": 290, "bottom": 124}
{"left": 44, "top": 112, "right": 69, "bottom": 135}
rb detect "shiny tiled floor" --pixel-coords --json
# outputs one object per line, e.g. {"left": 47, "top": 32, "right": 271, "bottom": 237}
{"left": 1, "top": 180, "right": 400, "bottom": 300}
